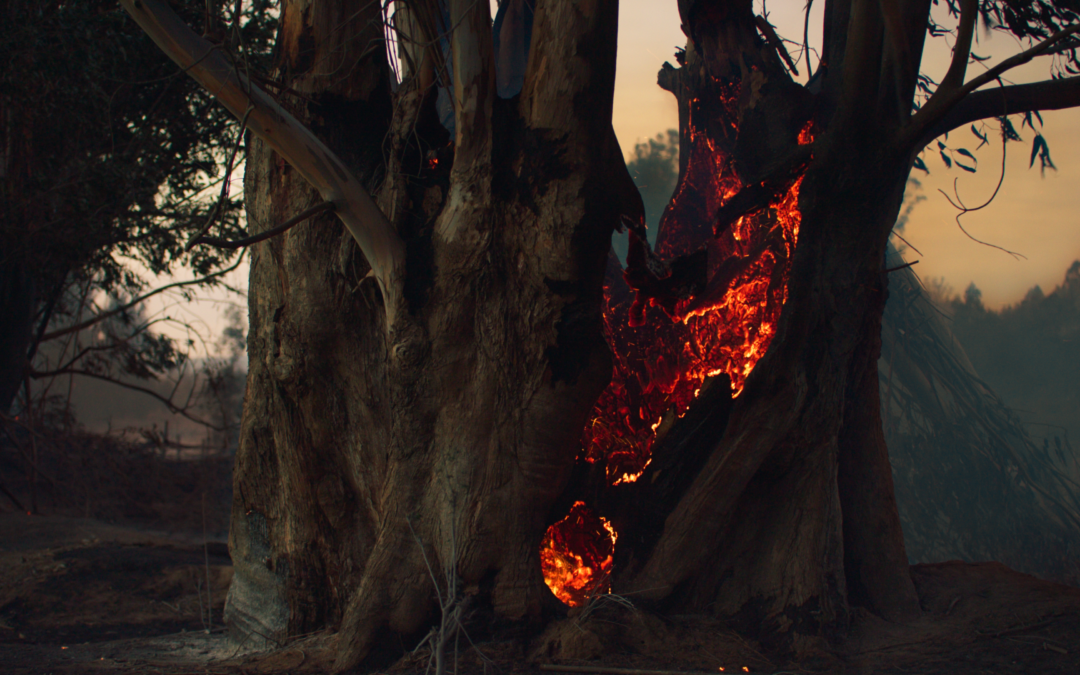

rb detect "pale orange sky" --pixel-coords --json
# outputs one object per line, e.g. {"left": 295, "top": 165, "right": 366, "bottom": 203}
{"left": 611, "top": 0, "right": 1080, "bottom": 309}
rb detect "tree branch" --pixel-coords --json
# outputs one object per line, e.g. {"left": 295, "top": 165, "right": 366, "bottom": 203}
{"left": 905, "top": 24, "right": 1080, "bottom": 147}
{"left": 836, "top": 0, "right": 885, "bottom": 126}
{"left": 27, "top": 368, "right": 225, "bottom": 431}
{"left": 118, "top": 0, "right": 407, "bottom": 329}
{"left": 38, "top": 256, "right": 244, "bottom": 343}
{"left": 195, "top": 201, "right": 336, "bottom": 250}
{"left": 921, "top": 76, "right": 1080, "bottom": 145}
{"left": 938, "top": 0, "right": 977, "bottom": 94}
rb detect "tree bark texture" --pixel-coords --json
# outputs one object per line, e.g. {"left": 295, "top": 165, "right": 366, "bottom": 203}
{"left": 223, "top": 0, "right": 640, "bottom": 668}
{"left": 202, "top": 0, "right": 1055, "bottom": 667}
{"left": 617, "top": 0, "right": 920, "bottom": 650}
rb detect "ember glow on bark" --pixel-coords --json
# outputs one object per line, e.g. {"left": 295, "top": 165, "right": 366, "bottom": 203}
{"left": 541, "top": 88, "right": 806, "bottom": 607}
{"left": 539, "top": 501, "right": 617, "bottom": 607}
{"left": 585, "top": 111, "right": 804, "bottom": 485}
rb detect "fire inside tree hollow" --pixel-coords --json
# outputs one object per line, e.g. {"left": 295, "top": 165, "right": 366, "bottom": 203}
{"left": 540, "top": 99, "right": 809, "bottom": 607}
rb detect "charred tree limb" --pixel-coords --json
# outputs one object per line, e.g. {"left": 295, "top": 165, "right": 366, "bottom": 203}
{"left": 905, "top": 24, "right": 1080, "bottom": 148}
{"left": 938, "top": 0, "right": 977, "bottom": 95}
{"left": 755, "top": 15, "right": 798, "bottom": 76}
{"left": 921, "top": 75, "right": 1080, "bottom": 146}
{"left": 118, "top": 0, "right": 407, "bottom": 329}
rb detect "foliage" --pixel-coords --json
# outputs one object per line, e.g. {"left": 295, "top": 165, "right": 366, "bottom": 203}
{"left": 0, "top": 0, "right": 274, "bottom": 413}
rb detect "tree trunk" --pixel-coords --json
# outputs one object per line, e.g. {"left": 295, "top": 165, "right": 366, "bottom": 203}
{"left": 223, "top": 0, "right": 639, "bottom": 667}
{"left": 624, "top": 142, "right": 920, "bottom": 649}
{"left": 215, "top": 0, "right": 924, "bottom": 668}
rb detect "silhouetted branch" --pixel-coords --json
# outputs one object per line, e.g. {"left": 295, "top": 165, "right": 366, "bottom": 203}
{"left": 119, "top": 0, "right": 407, "bottom": 328}
{"left": 26, "top": 368, "right": 225, "bottom": 431}
{"left": 924, "top": 76, "right": 1080, "bottom": 143}
{"left": 195, "top": 201, "right": 336, "bottom": 249}
{"left": 908, "top": 24, "right": 1080, "bottom": 145}
{"left": 39, "top": 256, "right": 244, "bottom": 342}
{"left": 938, "top": 0, "right": 977, "bottom": 94}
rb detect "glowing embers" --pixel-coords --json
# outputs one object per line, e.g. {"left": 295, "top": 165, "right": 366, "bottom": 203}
{"left": 582, "top": 106, "right": 803, "bottom": 484}
{"left": 540, "top": 501, "right": 617, "bottom": 607}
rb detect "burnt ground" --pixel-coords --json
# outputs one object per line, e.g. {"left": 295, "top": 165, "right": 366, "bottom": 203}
{"left": 0, "top": 513, "right": 1078, "bottom": 675}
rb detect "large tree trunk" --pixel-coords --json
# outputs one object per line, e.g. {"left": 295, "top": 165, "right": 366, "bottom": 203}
{"left": 611, "top": 0, "right": 920, "bottom": 650}
{"left": 223, "top": 0, "right": 639, "bottom": 667}
{"left": 206, "top": 0, "right": 926, "bottom": 668}
{"left": 623, "top": 143, "right": 920, "bottom": 649}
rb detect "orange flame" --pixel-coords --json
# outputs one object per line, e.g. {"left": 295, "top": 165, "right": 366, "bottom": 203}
{"left": 539, "top": 501, "right": 618, "bottom": 607}
{"left": 541, "top": 83, "right": 806, "bottom": 606}
{"left": 584, "top": 115, "right": 803, "bottom": 483}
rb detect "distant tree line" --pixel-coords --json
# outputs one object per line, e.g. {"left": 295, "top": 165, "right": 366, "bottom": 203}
{"left": 930, "top": 263, "right": 1080, "bottom": 448}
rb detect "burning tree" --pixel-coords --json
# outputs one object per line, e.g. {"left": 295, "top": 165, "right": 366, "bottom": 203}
{"left": 119, "top": 0, "right": 1080, "bottom": 669}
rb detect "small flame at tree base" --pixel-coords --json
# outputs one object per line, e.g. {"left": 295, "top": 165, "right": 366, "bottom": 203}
{"left": 540, "top": 501, "right": 617, "bottom": 607}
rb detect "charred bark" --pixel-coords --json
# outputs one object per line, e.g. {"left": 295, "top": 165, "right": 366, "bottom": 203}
{"left": 617, "top": 0, "right": 921, "bottom": 647}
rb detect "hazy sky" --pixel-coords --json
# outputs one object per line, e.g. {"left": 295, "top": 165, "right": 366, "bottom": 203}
{"left": 611, "top": 0, "right": 1080, "bottom": 309}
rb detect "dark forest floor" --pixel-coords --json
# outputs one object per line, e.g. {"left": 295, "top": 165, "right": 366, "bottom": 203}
{"left": 1, "top": 513, "right": 1078, "bottom": 675}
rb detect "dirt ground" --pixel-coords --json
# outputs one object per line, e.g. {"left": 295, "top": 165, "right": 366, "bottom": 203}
{"left": 1, "top": 513, "right": 1078, "bottom": 675}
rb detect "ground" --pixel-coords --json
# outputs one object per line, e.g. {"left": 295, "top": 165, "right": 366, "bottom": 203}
{"left": 1, "top": 513, "right": 1078, "bottom": 674}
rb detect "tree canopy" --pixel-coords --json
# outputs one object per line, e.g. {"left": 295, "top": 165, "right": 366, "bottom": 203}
{"left": 0, "top": 0, "right": 274, "bottom": 415}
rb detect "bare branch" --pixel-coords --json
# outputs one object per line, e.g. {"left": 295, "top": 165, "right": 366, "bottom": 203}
{"left": 196, "top": 200, "right": 336, "bottom": 250}
{"left": 118, "top": 0, "right": 407, "bottom": 328}
{"left": 906, "top": 24, "right": 1080, "bottom": 147}
{"left": 756, "top": 15, "right": 798, "bottom": 76}
{"left": 39, "top": 255, "right": 244, "bottom": 343}
{"left": 27, "top": 367, "right": 226, "bottom": 431}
